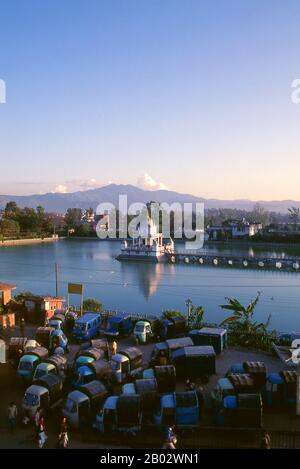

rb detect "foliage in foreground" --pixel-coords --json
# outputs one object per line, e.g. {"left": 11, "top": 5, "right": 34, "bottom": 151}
{"left": 220, "top": 292, "right": 278, "bottom": 351}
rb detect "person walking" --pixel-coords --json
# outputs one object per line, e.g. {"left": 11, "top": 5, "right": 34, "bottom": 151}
{"left": 37, "top": 416, "right": 47, "bottom": 449}
{"left": 34, "top": 407, "right": 42, "bottom": 438}
{"left": 7, "top": 402, "right": 18, "bottom": 434}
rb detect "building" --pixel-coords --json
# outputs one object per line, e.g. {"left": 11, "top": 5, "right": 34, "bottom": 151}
{"left": 0, "top": 282, "right": 17, "bottom": 329}
{"left": 207, "top": 219, "right": 262, "bottom": 240}
{"left": 0, "top": 282, "right": 16, "bottom": 307}
{"left": 23, "top": 295, "right": 65, "bottom": 325}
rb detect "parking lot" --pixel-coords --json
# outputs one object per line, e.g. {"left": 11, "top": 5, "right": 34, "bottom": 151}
{"left": 1, "top": 323, "right": 300, "bottom": 449}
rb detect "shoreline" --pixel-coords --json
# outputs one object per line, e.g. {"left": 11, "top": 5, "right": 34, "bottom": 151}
{"left": 0, "top": 236, "right": 66, "bottom": 247}
{"left": 66, "top": 236, "right": 300, "bottom": 249}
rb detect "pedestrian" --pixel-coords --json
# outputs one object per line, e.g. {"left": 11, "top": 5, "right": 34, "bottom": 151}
{"left": 20, "top": 318, "right": 25, "bottom": 338}
{"left": 7, "top": 402, "right": 18, "bottom": 434}
{"left": 57, "top": 416, "right": 68, "bottom": 449}
{"left": 37, "top": 416, "right": 47, "bottom": 449}
{"left": 112, "top": 340, "right": 117, "bottom": 356}
{"left": 165, "top": 425, "right": 177, "bottom": 445}
{"left": 261, "top": 431, "right": 271, "bottom": 449}
{"left": 34, "top": 407, "right": 42, "bottom": 437}
{"left": 59, "top": 416, "right": 68, "bottom": 434}
{"left": 57, "top": 430, "right": 69, "bottom": 449}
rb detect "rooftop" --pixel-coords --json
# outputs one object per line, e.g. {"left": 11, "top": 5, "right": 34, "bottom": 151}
{"left": 0, "top": 282, "right": 16, "bottom": 292}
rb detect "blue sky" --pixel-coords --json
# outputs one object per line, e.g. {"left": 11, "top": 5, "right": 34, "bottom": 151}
{"left": 0, "top": 0, "right": 300, "bottom": 200}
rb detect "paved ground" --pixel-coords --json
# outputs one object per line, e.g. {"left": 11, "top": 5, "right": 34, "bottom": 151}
{"left": 0, "top": 324, "right": 299, "bottom": 449}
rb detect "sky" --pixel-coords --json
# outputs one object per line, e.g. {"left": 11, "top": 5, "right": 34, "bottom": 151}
{"left": 0, "top": 0, "right": 300, "bottom": 200}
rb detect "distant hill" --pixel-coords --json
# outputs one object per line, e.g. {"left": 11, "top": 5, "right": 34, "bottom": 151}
{"left": 0, "top": 184, "right": 299, "bottom": 213}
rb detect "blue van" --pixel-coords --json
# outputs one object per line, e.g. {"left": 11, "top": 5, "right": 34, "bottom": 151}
{"left": 73, "top": 313, "right": 101, "bottom": 341}
{"left": 103, "top": 313, "right": 133, "bottom": 338}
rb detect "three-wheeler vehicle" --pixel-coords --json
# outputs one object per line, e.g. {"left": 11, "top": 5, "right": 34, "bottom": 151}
{"left": 149, "top": 337, "right": 193, "bottom": 367}
{"left": 22, "top": 374, "right": 64, "bottom": 418}
{"left": 111, "top": 346, "right": 143, "bottom": 383}
{"left": 122, "top": 378, "right": 159, "bottom": 420}
{"left": 172, "top": 345, "right": 216, "bottom": 379}
{"left": 79, "top": 338, "right": 109, "bottom": 359}
{"left": 215, "top": 393, "right": 263, "bottom": 428}
{"left": 133, "top": 316, "right": 161, "bottom": 344}
{"left": 154, "top": 391, "right": 200, "bottom": 430}
{"left": 35, "top": 327, "right": 55, "bottom": 349}
{"left": 33, "top": 354, "right": 67, "bottom": 381}
{"left": 63, "top": 380, "right": 109, "bottom": 428}
{"left": 73, "top": 313, "right": 101, "bottom": 341}
{"left": 189, "top": 327, "right": 227, "bottom": 354}
{"left": 160, "top": 315, "right": 187, "bottom": 340}
{"left": 73, "top": 359, "right": 113, "bottom": 388}
{"left": 48, "top": 312, "right": 66, "bottom": 331}
{"left": 74, "top": 347, "right": 105, "bottom": 368}
{"left": 142, "top": 365, "right": 176, "bottom": 394}
{"left": 94, "top": 394, "right": 142, "bottom": 434}
{"left": 17, "top": 347, "right": 49, "bottom": 383}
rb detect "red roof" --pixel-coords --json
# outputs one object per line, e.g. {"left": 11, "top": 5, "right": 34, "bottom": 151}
{"left": 0, "top": 282, "right": 16, "bottom": 291}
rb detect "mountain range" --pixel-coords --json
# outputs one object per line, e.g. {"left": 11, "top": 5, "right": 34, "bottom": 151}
{"left": 0, "top": 184, "right": 299, "bottom": 213}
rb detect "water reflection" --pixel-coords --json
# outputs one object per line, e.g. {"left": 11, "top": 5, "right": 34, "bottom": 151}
{"left": 120, "top": 261, "right": 175, "bottom": 299}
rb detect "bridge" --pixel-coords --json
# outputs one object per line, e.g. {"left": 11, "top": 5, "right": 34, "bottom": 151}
{"left": 165, "top": 251, "right": 300, "bottom": 271}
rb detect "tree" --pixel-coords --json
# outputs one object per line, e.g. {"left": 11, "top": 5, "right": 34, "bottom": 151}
{"left": 14, "top": 291, "right": 35, "bottom": 302}
{"left": 220, "top": 292, "right": 273, "bottom": 349}
{"left": 288, "top": 207, "right": 300, "bottom": 231}
{"left": 0, "top": 219, "right": 20, "bottom": 238}
{"left": 65, "top": 208, "right": 83, "bottom": 230}
{"left": 249, "top": 203, "right": 270, "bottom": 227}
{"left": 76, "top": 223, "right": 91, "bottom": 236}
{"left": 4, "top": 201, "right": 19, "bottom": 219}
{"left": 162, "top": 310, "right": 185, "bottom": 320}
{"left": 82, "top": 298, "right": 102, "bottom": 312}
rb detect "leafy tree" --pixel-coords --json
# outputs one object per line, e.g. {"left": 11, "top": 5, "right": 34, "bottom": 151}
{"left": 220, "top": 292, "right": 274, "bottom": 349}
{"left": 65, "top": 208, "right": 83, "bottom": 230}
{"left": 76, "top": 223, "right": 91, "bottom": 236}
{"left": 249, "top": 203, "right": 270, "bottom": 227}
{"left": 83, "top": 298, "right": 102, "bottom": 312}
{"left": 14, "top": 291, "right": 35, "bottom": 302}
{"left": 4, "top": 201, "right": 19, "bottom": 219}
{"left": 0, "top": 219, "right": 20, "bottom": 237}
{"left": 162, "top": 309, "right": 185, "bottom": 320}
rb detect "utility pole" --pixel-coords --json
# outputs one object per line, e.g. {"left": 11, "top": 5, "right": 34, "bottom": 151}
{"left": 186, "top": 298, "right": 192, "bottom": 327}
{"left": 55, "top": 262, "right": 59, "bottom": 297}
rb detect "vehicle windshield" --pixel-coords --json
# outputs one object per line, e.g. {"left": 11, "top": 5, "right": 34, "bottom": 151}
{"left": 64, "top": 398, "right": 77, "bottom": 413}
{"left": 19, "top": 360, "right": 33, "bottom": 371}
{"left": 24, "top": 392, "right": 39, "bottom": 407}
{"left": 135, "top": 324, "right": 145, "bottom": 332}
{"left": 34, "top": 369, "right": 46, "bottom": 379}
{"left": 74, "top": 323, "right": 87, "bottom": 331}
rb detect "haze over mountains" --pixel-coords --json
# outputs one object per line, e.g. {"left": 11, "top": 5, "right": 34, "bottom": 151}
{"left": 0, "top": 184, "right": 299, "bottom": 214}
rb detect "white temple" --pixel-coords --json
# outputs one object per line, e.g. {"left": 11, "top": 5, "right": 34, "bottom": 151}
{"left": 117, "top": 215, "right": 174, "bottom": 262}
